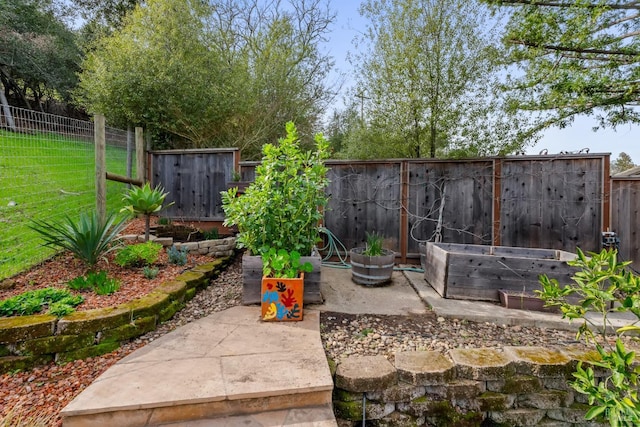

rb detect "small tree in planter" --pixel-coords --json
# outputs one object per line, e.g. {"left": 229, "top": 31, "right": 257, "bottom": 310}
{"left": 221, "top": 121, "right": 330, "bottom": 304}
{"left": 350, "top": 231, "right": 395, "bottom": 286}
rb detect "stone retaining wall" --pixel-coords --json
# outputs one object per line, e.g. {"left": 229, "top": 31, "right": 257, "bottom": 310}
{"left": 0, "top": 256, "right": 234, "bottom": 374}
{"left": 122, "top": 235, "right": 237, "bottom": 258}
{"left": 333, "top": 346, "right": 607, "bottom": 426}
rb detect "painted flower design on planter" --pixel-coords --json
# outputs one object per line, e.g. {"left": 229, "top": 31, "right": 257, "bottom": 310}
{"left": 261, "top": 277, "right": 304, "bottom": 321}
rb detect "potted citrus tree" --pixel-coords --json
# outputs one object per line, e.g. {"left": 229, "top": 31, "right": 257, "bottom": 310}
{"left": 221, "top": 121, "right": 330, "bottom": 304}
{"left": 349, "top": 231, "right": 396, "bottom": 286}
{"left": 261, "top": 248, "right": 313, "bottom": 321}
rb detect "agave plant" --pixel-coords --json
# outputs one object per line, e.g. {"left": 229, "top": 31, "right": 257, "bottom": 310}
{"left": 29, "top": 211, "right": 128, "bottom": 268}
{"left": 121, "top": 183, "right": 174, "bottom": 241}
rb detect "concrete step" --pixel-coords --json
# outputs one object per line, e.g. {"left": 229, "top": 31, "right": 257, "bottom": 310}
{"left": 160, "top": 405, "right": 337, "bottom": 426}
{"left": 61, "top": 307, "right": 335, "bottom": 427}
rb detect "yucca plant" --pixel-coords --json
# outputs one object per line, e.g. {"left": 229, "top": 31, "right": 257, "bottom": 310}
{"left": 29, "top": 210, "right": 127, "bottom": 268}
{"left": 121, "top": 183, "right": 174, "bottom": 241}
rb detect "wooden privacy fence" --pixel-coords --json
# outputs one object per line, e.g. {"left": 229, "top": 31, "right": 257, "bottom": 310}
{"left": 239, "top": 154, "right": 609, "bottom": 263}
{"left": 611, "top": 176, "right": 640, "bottom": 270}
{"left": 150, "top": 148, "right": 240, "bottom": 220}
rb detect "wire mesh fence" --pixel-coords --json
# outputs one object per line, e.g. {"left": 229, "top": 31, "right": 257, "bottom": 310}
{"left": 0, "top": 106, "right": 132, "bottom": 280}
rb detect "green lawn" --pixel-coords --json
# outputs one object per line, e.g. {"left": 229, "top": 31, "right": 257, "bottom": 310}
{"left": 0, "top": 129, "right": 133, "bottom": 280}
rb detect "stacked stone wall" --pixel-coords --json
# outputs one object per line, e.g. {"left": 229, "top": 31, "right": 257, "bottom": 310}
{"left": 333, "top": 346, "right": 607, "bottom": 426}
{"left": 0, "top": 257, "right": 234, "bottom": 373}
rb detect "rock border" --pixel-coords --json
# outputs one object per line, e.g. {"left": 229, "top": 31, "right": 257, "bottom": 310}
{"left": 0, "top": 256, "right": 234, "bottom": 373}
{"left": 333, "top": 347, "right": 607, "bottom": 426}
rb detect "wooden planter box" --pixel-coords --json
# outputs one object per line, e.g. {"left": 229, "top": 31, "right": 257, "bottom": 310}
{"left": 261, "top": 275, "right": 304, "bottom": 321}
{"left": 423, "top": 242, "right": 578, "bottom": 302}
{"left": 242, "top": 252, "right": 322, "bottom": 305}
{"left": 498, "top": 290, "right": 559, "bottom": 313}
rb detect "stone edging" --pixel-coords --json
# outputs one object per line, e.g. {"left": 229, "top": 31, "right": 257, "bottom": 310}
{"left": 0, "top": 256, "right": 234, "bottom": 373}
{"left": 121, "top": 235, "right": 237, "bottom": 258}
{"left": 332, "top": 346, "right": 607, "bottom": 426}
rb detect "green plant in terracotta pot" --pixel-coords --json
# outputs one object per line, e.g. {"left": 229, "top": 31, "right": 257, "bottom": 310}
{"left": 260, "top": 248, "right": 313, "bottom": 321}
{"left": 221, "top": 121, "right": 330, "bottom": 304}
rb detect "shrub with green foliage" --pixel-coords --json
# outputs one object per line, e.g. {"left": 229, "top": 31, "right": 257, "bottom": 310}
{"left": 203, "top": 228, "right": 219, "bottom": 240}
{"left": 67, "top": 271, "right": 121, "bottom": 295}
{"left": 29, "top": 210, "right": 127, "bottom": 268}
{"left": 222, "top": 122, "right": 330, "bottom": 256}
{"left": 167, "top": 245, "right": 188, "bottom": 266}
{"left": 115, "top": 241, "right": 162, "bottom": 267}
{"left": 538, "top": 249, "right": 640, "bottom": 426}
{"left": 0, "top": 288, "right": 84, "bottom": 317}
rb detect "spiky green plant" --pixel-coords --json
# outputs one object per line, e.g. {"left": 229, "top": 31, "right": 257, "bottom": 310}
{"left": 29, "top": 211, "right": 127, "bottom": 268}
{"left": 121, "top": 183, "right": 174, "bottom": 241}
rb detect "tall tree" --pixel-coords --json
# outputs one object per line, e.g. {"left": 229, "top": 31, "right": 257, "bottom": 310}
{"left": 341, "top": 0, "right": 536, "bottom": 159}
{"left": 0, "top": 0, "right": 81, "bottom": 110}
{"left": 612, "top": 152, "right": 636, "bottom": 174}
{"left": 77, "top": 0, "right": 335, "bottom": 159}
{"left": 484, "top": 1, "right": 640, "bottom": 130}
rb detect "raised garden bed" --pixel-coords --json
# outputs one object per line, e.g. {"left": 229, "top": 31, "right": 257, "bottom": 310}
{"left": 422, "top": 242, "right": 578, "bottom": 302}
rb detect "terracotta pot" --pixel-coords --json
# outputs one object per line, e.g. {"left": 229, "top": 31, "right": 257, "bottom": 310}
{"left": 261, "top": 274, "right": 304, "bottom": 321}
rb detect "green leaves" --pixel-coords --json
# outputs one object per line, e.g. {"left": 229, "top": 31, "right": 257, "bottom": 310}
{"left": 262, "top": 248, "right": 313, "bottom": 278}
{"left": 538, "top": 248, "right": 640, "bottom": 425}
{"left": 222, "top": 121, "right": 330, "bottom": 256}
{"left": 487, "top": 1, "right": 640, "bottom": 130}
{"left": 121, "top": 183, "right": 172, "bottom": 216}
{"left": 29, "top": 211, "right": 127, "bottom": 268}
{"left": 121, "top": 183, "right": 173, "bottom": 241}
{"left": 0, "top": 288, "right": 84, "bottom": 317}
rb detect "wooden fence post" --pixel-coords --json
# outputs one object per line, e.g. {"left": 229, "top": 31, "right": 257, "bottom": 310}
{"left": 135, "top": 127, "right": 145, "bottom": 184}
{"left": 95, "top": 114, "right": 106, "bottom": 222}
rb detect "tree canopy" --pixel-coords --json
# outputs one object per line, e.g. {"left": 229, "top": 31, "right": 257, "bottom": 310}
{"left": 612, "top": 151, "right": 636, "bottom": 174}
{"left": 484, "top": 0, "right": 640, "bottom": 131}
{"left": 0, "top": 0, "right": 81, "bottom": 109}
{"left": 336, "top": 0, "right": 537, "bottom": 159}
{"left": 77, "top": 0, "right": 336, "bottom": 159}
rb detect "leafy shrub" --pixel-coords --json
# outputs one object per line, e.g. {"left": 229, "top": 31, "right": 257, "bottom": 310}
{"left": 167, "top": 245, "right": 188, "bottom": 266}
{"left": 538, "top": 249, "right": 640, "bottom": 426}
{"left": 158, "top": 217, "right": 172, "bottom": 225}
{"left": 93, "top": 278, "right": 120, "bottom": 295}
{"left": 67, "top": 276, "right": 93, "bottom": 291}
{"left": 0, "top": 288, "right": 84, "bottom": 317}
{"left": 222, "top": 122, "right": 330, "bottom": 256}
{"left": 143, "top": 266, "right": 159, "bottom": 279}
{"left": 29, "top": 210, "right": 127, "bottom": 267}
{"left": 115, "top": 241, "right": 162, "bottom": 267}
{"left": 262, "top": 248, "right": 313, "bottom": 278}
{"left": 67, "top": 271, "right": 120, "bottom": 295}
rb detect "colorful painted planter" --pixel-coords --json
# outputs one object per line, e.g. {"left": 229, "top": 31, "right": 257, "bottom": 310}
{"left": 261, "top": 274, "right": 304, "bottom": 321}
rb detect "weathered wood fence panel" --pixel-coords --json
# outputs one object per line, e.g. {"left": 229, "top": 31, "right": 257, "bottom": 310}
{"left": 324, "top": 161, "right": 402, "bottom": 251}
{"left": 611, "top": 177, "right": 640, "bottom": 271}
{"left": 150, "top": 148, "right": 239, "bottom": 221}
{"left": 407, "top": 160, "right": 494, "bottom": 255}
{"left": 240, "top": 155, "right": 607, "bottom": 261}
{"left": 499, "top": 157, "right": 604, "bottom": 253}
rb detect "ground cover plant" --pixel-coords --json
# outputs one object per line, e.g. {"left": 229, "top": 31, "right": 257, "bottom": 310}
{"left": 0, "top": 288, "right": 83, "bottom": 317}
{"left": 0, "top": 130, "right": 131, "bottom": 280}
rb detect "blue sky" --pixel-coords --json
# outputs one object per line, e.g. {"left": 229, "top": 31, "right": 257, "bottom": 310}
{"left": 324, "top": 2, "right": 639, "bottom": 163}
